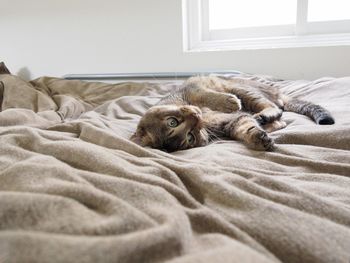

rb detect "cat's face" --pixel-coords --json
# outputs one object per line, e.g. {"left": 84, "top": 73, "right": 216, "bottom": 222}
{"left": 131, "top": 105, "right": 209, "bottom": 152}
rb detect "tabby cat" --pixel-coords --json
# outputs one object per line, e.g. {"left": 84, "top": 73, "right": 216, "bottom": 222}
{"left": 131, "top": 75, "right": 334, "bottom": 152}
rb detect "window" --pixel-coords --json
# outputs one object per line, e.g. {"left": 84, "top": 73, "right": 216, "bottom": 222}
{"left": 183, "top": 0, "right": 350, "bottom": 51}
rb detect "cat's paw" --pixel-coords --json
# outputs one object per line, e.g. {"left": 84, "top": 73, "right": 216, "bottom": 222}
{"left": 254, "top": 108, "right": 283, "bottom": 125}
{"left": 262, "top": 120, "right": 287, "bottom": 133}
{"left": 246, "top": 126, "right": 275, "bottom": 151}
{"left": 217, "top": 94, "right": 241, "bottom": 113}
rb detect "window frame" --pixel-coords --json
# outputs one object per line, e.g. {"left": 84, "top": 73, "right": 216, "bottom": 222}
{"left": 182, "top": 0, "right": 350, "bottom": 51}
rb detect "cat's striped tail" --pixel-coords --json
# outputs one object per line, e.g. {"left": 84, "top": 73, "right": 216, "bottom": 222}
{"left": 283, "top": 97, "right": 335, "bottom": 125}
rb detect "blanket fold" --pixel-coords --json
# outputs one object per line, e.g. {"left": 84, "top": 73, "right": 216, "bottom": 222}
{"left": 0, "top": 70, "right": 350, "bottom": 263}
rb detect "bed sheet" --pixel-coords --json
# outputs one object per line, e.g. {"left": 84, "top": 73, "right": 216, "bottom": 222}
{"left": 0, "top": 72, "right": 350, "bottom": 263}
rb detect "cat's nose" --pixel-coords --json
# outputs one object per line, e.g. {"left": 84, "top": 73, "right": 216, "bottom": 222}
{"left": 195, "top": 118, "right": 204, "bottom": 129}
{"left": 188, "top": 114, "right": 203, "bottom": 130}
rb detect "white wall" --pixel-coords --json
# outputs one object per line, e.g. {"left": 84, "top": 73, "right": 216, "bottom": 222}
{"left": 2, "top": 0, "right": 350, "bottom": 80}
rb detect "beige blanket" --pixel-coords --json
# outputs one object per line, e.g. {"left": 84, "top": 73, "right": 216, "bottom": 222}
{"left": 0, "top": 72, "right": 350, "bottom": 263}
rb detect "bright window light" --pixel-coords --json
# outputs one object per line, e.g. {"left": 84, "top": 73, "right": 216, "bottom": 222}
{"left": 183, "top": 0, "right": 350, "bottom": 50}
{"left": 308, "top": 0, "right": 350, "bottom": 22}
{"left": 209, "top": 0, "right": 297, "bottom": 30}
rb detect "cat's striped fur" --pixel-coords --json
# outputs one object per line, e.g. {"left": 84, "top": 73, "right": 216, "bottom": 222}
{"left": 131, "top": 75, "right": 334, "bottom": 152}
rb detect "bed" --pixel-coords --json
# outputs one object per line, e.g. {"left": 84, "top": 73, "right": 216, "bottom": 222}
{"left": 1, "top": 63, "right": 350, "bottom": 263}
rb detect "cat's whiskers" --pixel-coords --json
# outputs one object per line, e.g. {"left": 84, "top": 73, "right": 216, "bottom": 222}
{"left": 204, "top": 127, "right": 221, "bottom": 142}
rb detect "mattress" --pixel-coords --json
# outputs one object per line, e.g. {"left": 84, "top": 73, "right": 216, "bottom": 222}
{"left": 0, "top": 70, "right": 350, "bottom": 263}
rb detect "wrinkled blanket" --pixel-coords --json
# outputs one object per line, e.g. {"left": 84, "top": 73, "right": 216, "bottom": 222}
{"left": 0, "top": 71, "right": 350, "bottom": 263}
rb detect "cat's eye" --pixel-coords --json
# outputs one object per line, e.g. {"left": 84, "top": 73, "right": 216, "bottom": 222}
{"left": 167, "top": 117, "right": 179, "bottom": 127}
{"left": 187, "top": 132, "right": 195, "bottom": 144}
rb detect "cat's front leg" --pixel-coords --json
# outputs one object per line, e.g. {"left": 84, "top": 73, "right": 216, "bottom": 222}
{"left": 225, "top": 113, "right": 274, "bottom": 151}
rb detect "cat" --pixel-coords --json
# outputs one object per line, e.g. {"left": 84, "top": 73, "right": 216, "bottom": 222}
{"left": 131, "top": 75, "right": 334, "bottom": 152}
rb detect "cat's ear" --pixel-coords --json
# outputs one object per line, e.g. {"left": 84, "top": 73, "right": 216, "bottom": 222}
{"left": 0, "top": 62, "right": 11, "bottom": 75}
{"left": 130, "top": 127, "right": 152, "bottom": 146}
{"left": 130, "top": 132, "right": 143, "bottom": 145}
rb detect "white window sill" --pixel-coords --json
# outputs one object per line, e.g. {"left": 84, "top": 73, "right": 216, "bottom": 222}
{"left": 185, "top": 33, "right": 350, "bottom": 52}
